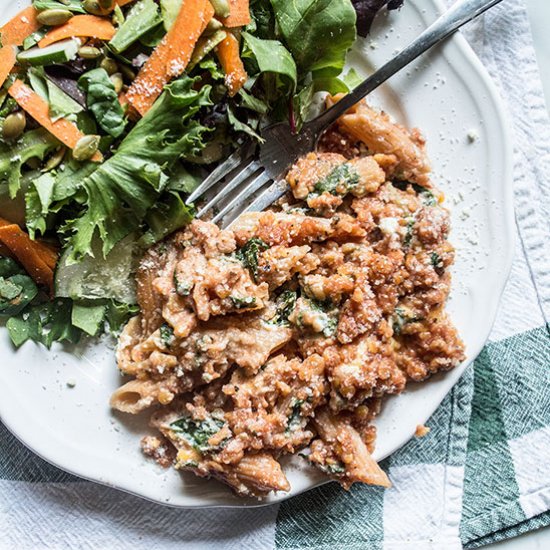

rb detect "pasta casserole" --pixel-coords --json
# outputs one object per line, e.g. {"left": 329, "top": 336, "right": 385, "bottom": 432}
{"left": 111, "top": 97, "right": 465, "bottom": 497}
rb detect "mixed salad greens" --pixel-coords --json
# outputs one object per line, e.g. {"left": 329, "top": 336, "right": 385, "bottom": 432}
{"left": 0, "top": 0, "right": 403, "bottom": 348}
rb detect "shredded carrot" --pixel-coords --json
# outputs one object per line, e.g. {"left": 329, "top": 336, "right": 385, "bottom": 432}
{"left": 216, "top": 32, "right": 247, "bottom": 97}
{"left": 220, "top": 0, "right": 251, "bottom": 28}
{"left": 0, "top": 46, "right": 16, "bottom": 88}
{"left": 0, "top": 219, "right": 58, "bottom": 292}
{"left": 126, "top": 0, "right": 214, "bottom": 116}
{"left": 9, "top": 79, "right": 103, "bottom": 163}
{"left": 38, "top": 15, "right": 116, "bottom": 49}
{"left": 0, "top": 6, "right": 41, "bottom": 47}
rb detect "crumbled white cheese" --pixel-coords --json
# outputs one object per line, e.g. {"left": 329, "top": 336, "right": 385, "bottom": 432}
{"left": 379, "top": 217, "right": 400, "bottom": 235}
{"left": 467, "top": 129, "right": 479, "bottom": 143}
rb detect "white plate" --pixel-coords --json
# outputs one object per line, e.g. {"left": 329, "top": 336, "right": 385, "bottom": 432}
{"left": 0, "top": 0, "right": 514, "bottom": 508}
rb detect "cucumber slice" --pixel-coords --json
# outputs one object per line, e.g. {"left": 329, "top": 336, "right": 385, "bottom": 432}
{"left": 17, "top": 39, "right": 80, "bottom": 67}
{"left": 55, "top": 235, "right": 139, "bottom": 304}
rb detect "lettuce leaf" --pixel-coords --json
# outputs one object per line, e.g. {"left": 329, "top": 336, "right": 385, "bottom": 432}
{"left": 0, "top": 256, "right": 136, "bottom": 348}
{"left": 0, "top": 129, "right": 59, "bottom": 198}
{"left": 62, "top": 76, "right": 212, "bottom": 262}
{"left": 28, "top": 67, "right": 83, "bottom": 122}
{"left": 6, "top": 297, "right": 138, "bottom": 348}
{"left": 270, "top": 0, "right": 357, "bottom": 77}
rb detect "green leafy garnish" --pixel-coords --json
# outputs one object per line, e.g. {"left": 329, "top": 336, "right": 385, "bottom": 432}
{"left": 236, "top": 237, "right": 269, "bottom": 282}
{"left": 170, "top": 415, "right": 227, "bottom": 453}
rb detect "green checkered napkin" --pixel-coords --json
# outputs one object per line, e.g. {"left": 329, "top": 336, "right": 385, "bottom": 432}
{"left": 1, "top": 1, "right": 549, "bottom": 548}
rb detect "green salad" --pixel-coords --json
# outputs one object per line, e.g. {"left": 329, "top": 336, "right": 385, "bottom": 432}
{"left": 0, "top": 0, "right": 403, "bottom": 347}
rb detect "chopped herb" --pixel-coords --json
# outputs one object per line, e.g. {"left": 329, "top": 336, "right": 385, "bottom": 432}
{"left": 160, "top": 323, "right": 175, "bottom": 347}
{"left": 179, "top": 460, "right": 199, "bottom": 468}
{"left": 309, "top": 298, "right": 339, "bottom": 337}
{"left": 170, "top": 415, "right": 226, "bottom": 453}
{"left": 293, "top": 297, "right": 339, "bottom": 337}
{"left": 392, "top": 307, "right": 423, "bottom": 336}
{"left": 312, "top": 163, "right": 360, "bottom": 197}
{"left": 412, "top": 184, "right": 437, "bottom": 206}
{"left": 230, "top": 295, "right": 257, "bottom": 309}
{"left": 430, "top": 251, "right": 444, "bottom": 274}
{"left": 393, "top": 180, "right": 437, "bottom": 206}
{"left": 403, "top": 216, "right": 416, "bottom": 247}
{"left": 271, "top": 290, "right": 298, "bottom": 325}
{"left": 174, "top": 274, "right": 192, "bottom": 296}
{"left": 286, "top": 399, "right": 305, "bottom": 433}
{"left": 319, "top": 461, "right": 346, "bottom": 475}
{"left": 236, "top": 237, "right": 269, "bottom": 282}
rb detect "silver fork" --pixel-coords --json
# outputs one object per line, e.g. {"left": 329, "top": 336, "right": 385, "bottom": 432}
{"left": 187, "top": 0, "right": 503, "bottom": 226}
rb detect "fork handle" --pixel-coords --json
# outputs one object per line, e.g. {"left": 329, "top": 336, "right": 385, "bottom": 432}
{"left": 307, "top": 0, "right": 504, "bottom": 135}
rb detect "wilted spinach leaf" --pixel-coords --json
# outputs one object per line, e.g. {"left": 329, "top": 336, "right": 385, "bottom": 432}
{"left": 236, "top": 237, "right": 269, "bottom": 281}
{"left": 170, "top": 415, "right": 226, "bottom": 453}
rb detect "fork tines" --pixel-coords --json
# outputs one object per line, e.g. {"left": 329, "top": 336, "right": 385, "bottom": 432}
{"left": 187, "top": 141, "right": 281, "bottom": 226}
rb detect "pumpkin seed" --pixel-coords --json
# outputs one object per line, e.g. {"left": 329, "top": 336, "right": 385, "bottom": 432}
{"left": 210, "top": 0, "right": 230, "bottom": 18}
{"left": 110, "top": 72, "right": 124, "bottom": 94}
{"left": 204, "top": 18, "right": 224, "bottom": 36}
{"left": 36, "top": 9, "right": 73, "bottom": 26}
{"left": 43, "top": 146, "right": 67, "bottom": 172}
{"left": 78, "top": 46, "right": 102, "bottom": 59}
{"left": 98, "top": 0, "right": 115, "bottom": 10}
{"left": 73, "top": 135, "right": 100, "bottom": 162}
{"left": 100, "top": 57, "right": 118, "bottom": 75}
{"left": 83, "top": 0, "right": 112, "bottom": 16}
{"left": 119, "top": 64, "right": 135, "bottom": 82}
{"left": 2, "top": 112, "right": 26, "bottom": 141}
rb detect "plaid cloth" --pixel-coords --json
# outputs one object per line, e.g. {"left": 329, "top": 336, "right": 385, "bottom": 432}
{"left": 1, "top": 1, "right": 549, "bottom": 548}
